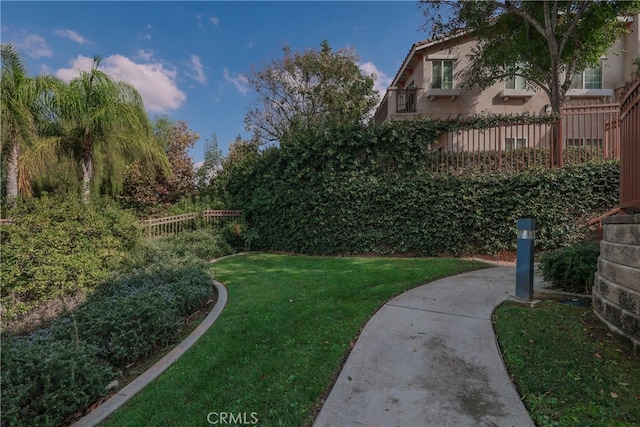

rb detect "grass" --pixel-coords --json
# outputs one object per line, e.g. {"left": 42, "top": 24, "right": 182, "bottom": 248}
{"left": 493, "top": 299, "right": 640, "bottom": 427}
{"left": 101, "top": 253, "right": 487, "bottom": 426}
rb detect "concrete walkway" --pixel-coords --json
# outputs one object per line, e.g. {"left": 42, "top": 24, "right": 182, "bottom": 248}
{"left": 313, "top": 266, "right": 538, "bottom": 427}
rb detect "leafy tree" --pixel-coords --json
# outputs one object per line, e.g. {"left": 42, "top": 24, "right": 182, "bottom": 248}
{"left": 121, "top": 119, "right": 198, "bottom": 214}
{"left": 195, "top": 132, "right": 223, "bottom": 192}
{"left": 55, "top": 56, "right": 168, "bottom": 203}
{"left": 419, "top": 0, "right": 640, "bottom": 113}
{"left": 215, "top": 135, "right": 261, "bottom": 206}
{"left": 244, "top": 40, "right": 379, "bottom": 145}
{"left": 163, "top": 120, "right": 197, "bottom": 203}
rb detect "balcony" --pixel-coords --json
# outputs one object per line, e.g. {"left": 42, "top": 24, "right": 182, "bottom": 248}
{"left": 395, "top": 89, "right": 417, "bottom": 113}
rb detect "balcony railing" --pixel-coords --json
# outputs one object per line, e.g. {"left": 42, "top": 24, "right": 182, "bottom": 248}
{"left": 395, "top": 89, "right": 417, "bottom": 113}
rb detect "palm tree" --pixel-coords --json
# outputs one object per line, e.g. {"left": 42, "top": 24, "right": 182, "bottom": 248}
{"left": 1, "top": 44, "right": 65, "bottom": 202}
{"left": 0, "top": 44, "right": 40, "bottom": 203}
{"left": 56, "top": 56, "right": 169, "bottom": 203}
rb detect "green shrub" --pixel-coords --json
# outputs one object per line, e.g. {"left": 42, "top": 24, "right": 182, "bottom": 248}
{"left": 220, "top": 118, "right": 618, "bottom": 256}
{"left": 155, "top": 228, "right": 233, "bottom": 261}
{"left": 229, "top": 159, "right": 618, "bottom": 255}
{"left": 0, "top": 194, "right": 142, "bottom": 320}
{"left": 99, "top": 259, "right": 215, "bottom": 317}
{"left": 1, "top": 333, "right": 114, "bottom": 427}
{"left": 1, "top": 259, "right": 215, "bottom": 426}
{"left": 70, "top": 287, "right": 181, "bottom": 368}
{"left": 68, "top": 259, "right": 213, "bottom": 368}
{"left": 537, "top": 242, "right": 600, "bottom": 294}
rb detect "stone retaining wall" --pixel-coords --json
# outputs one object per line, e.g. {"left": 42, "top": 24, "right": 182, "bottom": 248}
{"left": 593, "top": 214, "right": 640, "bottom": 349}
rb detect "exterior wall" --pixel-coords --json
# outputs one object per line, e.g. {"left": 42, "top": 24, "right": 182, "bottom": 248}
{"left": 380, "top": 14, "right": 640, "bottom": 124}
{"left": 419, "top": 37, "right": 550, "bottom": 119}
{"left": 593, "top": 214, "right": 640, "bottom": 350}
{"left": 622, "top": 15, "right": 640, "bottom": 84}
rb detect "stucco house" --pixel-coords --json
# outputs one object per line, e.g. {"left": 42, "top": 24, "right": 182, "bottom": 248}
{"left": 374, "top": 14, "right": 639, "bottom": 157}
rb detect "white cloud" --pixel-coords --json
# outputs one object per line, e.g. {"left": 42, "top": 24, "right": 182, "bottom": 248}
{"left": 358, "top": 61, "right": 393, "bottom": 94}
{"left": 12, "top": 31, "right": 52, "bottom": 59}
{"left": 197, "top": 14, "right": 220, "bottom": 28}
{"left": 55, "top": 54, "right": 186, "bottom": 114}
{"left": 224, "top": 68, "right": 250, "bottom": 95}
{"left": 187, "top": 55, "right": 207, "bottom": 84}
{"left": 39, "top": 64, "right": 55, "bottom": 75}
{"left": 137, "top": 49, "right": 154, "bottom": 61}
{"left": 137, "top": 25, "right": 152, "bottom": 40}
{"left": 54, "top": 29, "right": 91, "bottom": 44}
{"left": 55, "top": 55, "right": 95, "bottom": 81}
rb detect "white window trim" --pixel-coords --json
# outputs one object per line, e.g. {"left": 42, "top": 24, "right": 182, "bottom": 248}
{"left": 571, "top": 66, "right": 604, "bottom": 90}
{"left": 505, "top": 137, "right": 528, "bottom": 150}
{"left": 431, "top": 60, "right": 455, "bottom": 90}
{"left": 567, "top": 64, "right": 612, "bottom": 98}
{"left": 428, "top": 59, "right": 458, "bottom": 100}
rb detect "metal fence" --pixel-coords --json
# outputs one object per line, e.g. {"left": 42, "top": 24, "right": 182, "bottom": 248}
{"left": 619, "top": 79, "right": 640, "bottom": 212}
{"left": 430, "top": 103, "right": 620, "bottom": 173}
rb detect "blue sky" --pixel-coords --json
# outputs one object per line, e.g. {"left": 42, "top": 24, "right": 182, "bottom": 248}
{"left": 2, "top": 1, "right": 428, "bottom": 164}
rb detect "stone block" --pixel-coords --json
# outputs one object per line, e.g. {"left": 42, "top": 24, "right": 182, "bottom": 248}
{"left": 597, "top": 257, "right": 640, "bottom": 292}
{"left": 600, "top": 240, "right": 640, "bottom": 268}
{"left": 603, "top": 223, "right": 640, "bottom": 245}
{"left": 594, "top": 274, "right": 640, "bottom": 315}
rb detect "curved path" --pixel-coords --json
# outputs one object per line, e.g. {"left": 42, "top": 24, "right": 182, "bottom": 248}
{"left": 313, "top": 266, "right": 537, "bottom": 427}
{"left": 73, "top": 258, "right": 542, "bottom": 427}
{"left": 71, "top": 280, "right": 228, "bottom": 427}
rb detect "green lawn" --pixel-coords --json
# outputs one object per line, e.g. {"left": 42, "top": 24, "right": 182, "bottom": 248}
{"left": 493, "top": 300, "right": 640, "bottom": 427}
{"left": 102, "top": 253, "right": 487, "bottom": 426}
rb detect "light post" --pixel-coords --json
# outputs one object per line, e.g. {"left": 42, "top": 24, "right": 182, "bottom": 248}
{"left": 516, "top": 218, "right": 535, "bottom": 301}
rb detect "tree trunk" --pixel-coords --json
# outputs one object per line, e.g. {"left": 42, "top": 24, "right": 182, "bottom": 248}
{"left": 81, "top": 128, "right": 93, "bottom": 204}
{"left": 6, "top": 142, "right": 19, "bottom": 206}
{"left": 549, "top": 73, "right": 564, "bottom": 167}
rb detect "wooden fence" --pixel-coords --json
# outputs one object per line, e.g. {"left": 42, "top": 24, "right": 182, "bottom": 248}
{"left": 431, "top": 103, "right": 620, "bottom": 173}
{"left": 619, "top": 79, "right": 640, "bottom": 212}
{"left": 140, "top": 209, "right": 242, "bottom": 237}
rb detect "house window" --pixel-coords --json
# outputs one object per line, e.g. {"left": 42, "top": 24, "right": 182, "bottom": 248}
{"left": 505, "top": 75, "right": 527, "bottom": 90}
{"left": 505, "top": 138, "right": 527, "bottom": 150}
{"left": 585, "top": 138, "right": 603, "bottom": 147}
{"left": 432, "top": 60, "right": 454, "bottom": 89}
{"left": 565, "top": 138, "right": 584, "bottom": 147}
{"left": 567, "top": 138, "right": 603, "bottom": 147}
{"left": 571, "top": 66, "right": 603, "bottom": 89}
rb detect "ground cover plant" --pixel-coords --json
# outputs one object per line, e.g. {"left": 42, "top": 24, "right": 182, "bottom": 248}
{"left": 101, "top": 253, "right": 488, "bottom": 427}
{"left": 1, "top": 227, "right": 236, "bottom": 427}
{"left": 493, "top": 300, "right": 640, "bottom": 427}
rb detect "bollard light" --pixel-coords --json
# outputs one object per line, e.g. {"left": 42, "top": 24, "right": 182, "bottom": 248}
{"left": 516, "top": 218, "right": 535, "bottom": 301}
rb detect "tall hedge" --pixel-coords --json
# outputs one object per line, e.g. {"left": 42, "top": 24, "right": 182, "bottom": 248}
{"left": 224, "top": 120, "right": 618, "bottom": 255}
